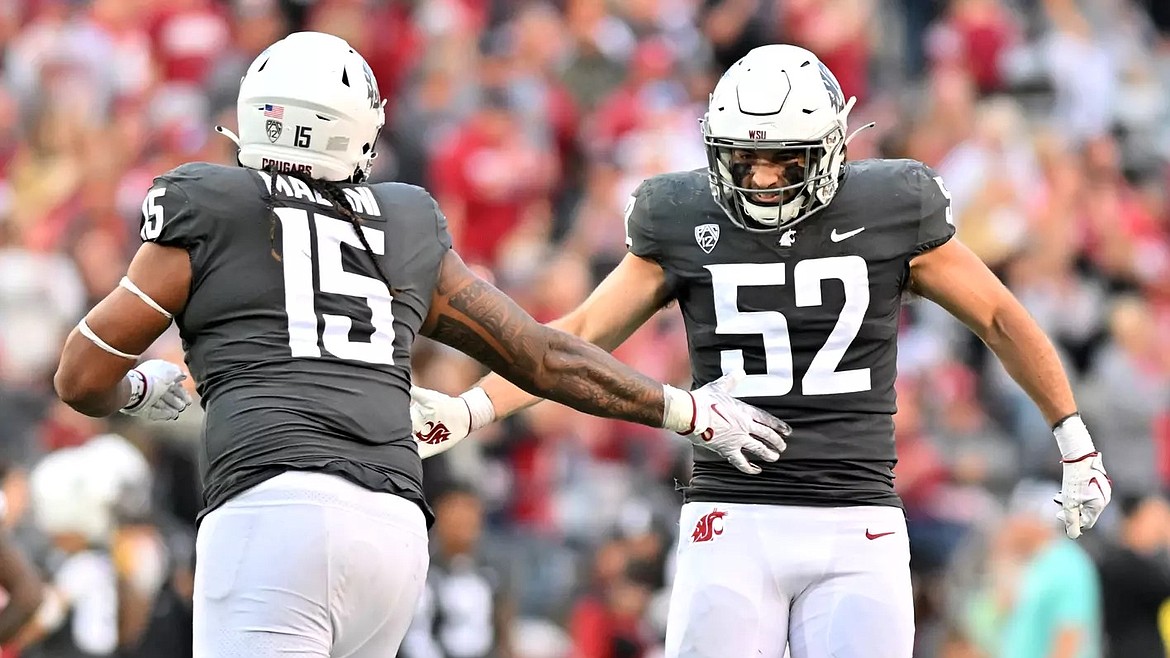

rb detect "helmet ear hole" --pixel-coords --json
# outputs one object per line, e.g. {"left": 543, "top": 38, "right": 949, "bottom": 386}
{"left": 341, "top": 68, "right": 350, "bottom": 87}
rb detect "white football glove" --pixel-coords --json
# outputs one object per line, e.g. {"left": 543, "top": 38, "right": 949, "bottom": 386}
{"left": 120, "top": 360, "right": 193, "bottom": 421}
{"left": 663, "top": 370, "right": 790, "bottom": 475}
{"left": 411, "top": 370, "right": 792, "bottom": 474}
{"left": 1053, "top": 414, "right": 1112, "bottom": 539}
{"left": 410, "top": 386, "right": 495, "bottom": 459}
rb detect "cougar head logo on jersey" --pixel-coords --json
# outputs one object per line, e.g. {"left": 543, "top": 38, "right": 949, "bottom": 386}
{"left": 695, "top": 224, "right": 720, "bottom": 254}
{"left": 779, "top": 228, "right": 797, "bottom": 248}
{"left": 416, "top": 421, "right": 452, "bottom": 446}
{"left": 229, "top": 32, "right": 386, "bottom": 183}
{"left": 701, "top": 45, "right": 867, "bottom": 235}
{"left": 691, "top": 509, "right": 728, "bottom": 543}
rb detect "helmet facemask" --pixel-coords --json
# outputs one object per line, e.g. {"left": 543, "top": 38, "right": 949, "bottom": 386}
{"left": 703, "top": 125, "right": 847, "bottom": 233}
{"left": 700, "top": 45, "right": 869, "bottom": 234}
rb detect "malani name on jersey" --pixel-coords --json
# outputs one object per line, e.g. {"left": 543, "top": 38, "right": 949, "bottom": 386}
{"left": 254, "top": 169, "right": 382, "bottom": 217}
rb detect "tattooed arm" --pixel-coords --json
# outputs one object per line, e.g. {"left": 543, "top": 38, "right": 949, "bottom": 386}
{"left": 419, "top": 250, "right": 790, "bottom": 472}
{"left": 473, "top": 252, "right": 671, "bottom": 421}
{"left": 421, "top": 250, "right": 666, "bottom": 427}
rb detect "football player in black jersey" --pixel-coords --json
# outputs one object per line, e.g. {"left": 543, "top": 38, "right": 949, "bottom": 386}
{"left": 410, "top": 44, "right": 1112, "bottom": 658}
{"left": 52, "top": 32, "right": 789, "bottom": 658}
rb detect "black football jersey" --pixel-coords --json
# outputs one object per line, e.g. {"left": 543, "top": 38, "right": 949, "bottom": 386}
{"left": 625, "top": 159, "right": 955, "bottom": 507}
{"left": 140, "top": 162, "right": 451, "bottom": 523}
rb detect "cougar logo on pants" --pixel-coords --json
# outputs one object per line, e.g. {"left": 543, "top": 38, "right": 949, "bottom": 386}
{"left": 691, "top": 509, "right": 727, "bottom": 543}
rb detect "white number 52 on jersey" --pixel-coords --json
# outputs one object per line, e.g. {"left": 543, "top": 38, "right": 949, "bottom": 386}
{"left": 707, "top": 255, "right": 871, "bottom": 398}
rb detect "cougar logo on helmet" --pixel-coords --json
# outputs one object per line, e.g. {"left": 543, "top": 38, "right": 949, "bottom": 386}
{"left": 819, "top": 62, "right": 846, "bottom": 114}
{"left": 363, "top": 61, "right": 380, "bottom": 110}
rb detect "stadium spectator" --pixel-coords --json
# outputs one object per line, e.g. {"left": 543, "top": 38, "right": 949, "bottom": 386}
{"left": 1095, "top": 493, "right": 1170, "bottom": 658}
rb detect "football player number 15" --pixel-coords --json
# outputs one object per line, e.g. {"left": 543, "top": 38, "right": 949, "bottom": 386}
{"left": 707, "top": 257, "right": 871, "bottom": 398}
{"left": 275, "top": 207, "right": 398, "bottom": 365}
{"left": 140, "top": 188, "right": 166, "bottom": 241}
{"left": 140, "top": 189, "right": 397, "bottom": 365}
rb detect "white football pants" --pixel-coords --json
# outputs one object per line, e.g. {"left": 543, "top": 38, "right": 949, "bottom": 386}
{"left": 193, "top": 471, "right": 429, "bottom": 657}
{"left": 665, "top": 503, "right": 914, "bottom": 658}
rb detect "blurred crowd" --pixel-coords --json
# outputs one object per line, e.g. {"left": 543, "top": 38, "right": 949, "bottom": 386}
{"left": 0, "top": 0, "right": 1168, "bottom": 656}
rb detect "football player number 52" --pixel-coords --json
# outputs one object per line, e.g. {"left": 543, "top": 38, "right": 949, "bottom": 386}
{"left": 707, "top": 257, "right": 871, "bottom": 398}
{"left": 275, "top": 207, "right": 398, "bottom": 366}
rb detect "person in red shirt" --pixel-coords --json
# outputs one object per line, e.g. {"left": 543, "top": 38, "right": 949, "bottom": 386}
{"left": 588, "top": 38, "right": 680, "bottom": 156}
{"left": 926, "top": 0, "right": 1021, "bottom": 95}
{"left": 783, "top": 0, "right": 873, "bottom": 104}
{"left": 147, "top": 0, "right": 230, "bottom": 86}
{"left": 428, "top": 87, "right": 556, "bottom": 268}
{"left": 570, "top": 543, "right": 657, "bottom": 658}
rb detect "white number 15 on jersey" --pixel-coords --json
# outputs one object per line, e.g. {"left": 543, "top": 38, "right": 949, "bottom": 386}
{"left": 276, "top": 207, "right": 400, "bottom": 366}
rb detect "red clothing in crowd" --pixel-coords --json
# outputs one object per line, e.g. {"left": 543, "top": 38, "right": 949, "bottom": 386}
{"left": 147, "top": 0, "right": 230, "bottom": 86}
{"left": 570, "top": 594, "right": 650, "bottom": 658}
{"left": 429, "top": 120, "right": 551, "bottom": 267}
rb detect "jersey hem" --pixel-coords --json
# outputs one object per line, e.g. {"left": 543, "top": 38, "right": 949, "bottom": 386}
{"left": 199, "top": 463, "right": 433, "bottom": 527}
{"left": 682, "top": 490, "right": 904, "bottom": 509}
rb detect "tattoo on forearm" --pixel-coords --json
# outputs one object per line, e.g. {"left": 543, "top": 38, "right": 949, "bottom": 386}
{"left": 428, "top": 274, "right": 663, "bottom": 427}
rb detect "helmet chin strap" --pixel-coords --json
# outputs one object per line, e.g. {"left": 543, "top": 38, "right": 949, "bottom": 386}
{"left": 741, "top": 197, "right": 780, "bottom": 226}
{"left": 741, "top": 191, "right": 807, "bottom": 226}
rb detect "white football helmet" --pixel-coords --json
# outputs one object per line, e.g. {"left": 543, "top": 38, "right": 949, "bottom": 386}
{"left": 226, "top": 31, "right": 386, "bottom": 182}
{"left": 29, "top": 435, "right": 152, "bottom": 544}
{"left": 702, "top": 45, "right": 860, "bottom": 232}
{"left": 30, "top": 448, "right": 113, "bottom": 544}
{"left": 82, "top": 434, "right": 153, "bottom": 521}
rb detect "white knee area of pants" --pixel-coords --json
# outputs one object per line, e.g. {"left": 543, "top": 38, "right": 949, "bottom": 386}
{"left": 193, "top": 472, "right": 430, "bottom": 658}
{"left": 665, "top": 503, "right": 788, "bottom": 658}
{"left": 665, "top": 503, "right": 914, "bottom": 658}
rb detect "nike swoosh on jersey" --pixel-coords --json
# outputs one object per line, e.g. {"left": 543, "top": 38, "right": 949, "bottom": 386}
{"left": 865, "top": 529, "right": 895, "bottom": 540}
{"left": 830, "top": 227, "right": 866, "bottom": 242}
